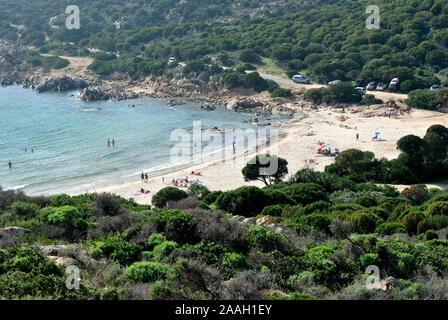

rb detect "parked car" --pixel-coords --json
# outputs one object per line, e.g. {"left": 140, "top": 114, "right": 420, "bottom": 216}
{"left": 389, "top": 78, "right": 400, "bottom": 92}
{"left": 292, "top": 74, "right": 310, "bottom": 84}
{"left": 376, "top": 83, "right": 386, "bottom": 91}
{"left": 355, "top": 87, "right": 366, "bottom": 95}
{"left": 168, "top": 57, "right": 177, "bottom": 64}
{"left": 366, "top": 82, "right": 377, "bottom": 91}
{"left": 430, "top": 85, "right": 441, "bottom": 91}
{"left": 353, "top": 79, "right": 365, "bottom": 87}
{"left": 328, "top": 80, "right": 342, "bottom": 85}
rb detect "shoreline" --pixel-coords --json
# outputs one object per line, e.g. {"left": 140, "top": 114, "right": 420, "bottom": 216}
{"left": 91, "top": 107, "right": 448, "bottom": 205}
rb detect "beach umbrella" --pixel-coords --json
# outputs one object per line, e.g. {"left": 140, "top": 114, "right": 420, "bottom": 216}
{"left": 326, "top": 144, "right": 330, "bottom": 147}
{"left": 318, "top": 145, "right": 326, "bottom": 150}
{"left": 375, "top": 132, "right": 380, "bottom": 135}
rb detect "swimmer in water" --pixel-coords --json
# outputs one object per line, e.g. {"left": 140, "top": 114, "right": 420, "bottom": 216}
{"left": 107, "top": 139, "right": 111, "bottom": 147}
{"left": 8, "top": 161, "right": 12, "bottom": 168}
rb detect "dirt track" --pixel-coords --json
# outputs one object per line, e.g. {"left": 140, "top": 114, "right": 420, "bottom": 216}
{"left": 258, "top": 72, "right": 408, "bottom": 103}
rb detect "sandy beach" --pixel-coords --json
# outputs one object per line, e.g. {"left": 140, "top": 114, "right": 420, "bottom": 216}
{"left": 92, "top": 105, "right": 448, "bottom": 205}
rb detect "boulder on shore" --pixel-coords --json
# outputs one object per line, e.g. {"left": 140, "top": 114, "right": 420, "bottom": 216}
{"left": 35, "top": 76, "right": 88, "bottom": 93}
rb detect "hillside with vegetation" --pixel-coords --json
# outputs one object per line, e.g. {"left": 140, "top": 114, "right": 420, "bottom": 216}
{"left": 2, "top": 126, "right": 448, "bottom": 300}
{"left": 2, "top": 0, "right": 448, "bottom": 97}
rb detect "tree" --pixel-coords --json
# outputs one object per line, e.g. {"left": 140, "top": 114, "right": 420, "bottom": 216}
{"left": 405, "top": 90, "right": 438, "bottom": 110}
{"left": 335, "top": 149, "right": 374, "bottom": 179}
{"left": 239, "top": 49, "right": 258, "bottom": 63}
{"left": 215, "top": 186, "right": 268, "bottom": 216}
{"left": 397, "top": 135, "right": 427, "bottom": 165}
{"left": 152, "top": 187, "right": 188, "bottom": 208}
{"left": 242, "top": 154, "right": 288, "bottom": 186}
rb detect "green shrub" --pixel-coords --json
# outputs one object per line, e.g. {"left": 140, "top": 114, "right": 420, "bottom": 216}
{"left": 417, "top": 215, "right": 448, "bottom": 234}
{"left": 222, "top": 252, "right": 247, "bottom": 269}
{"left": 90, "top": 234, "right": 142, "bottom": 265}
{"left": 360, "top": 94, "right": 383, "bottom": 106}
{"left": 305, "top": 246, "right": 337, "bottom": 282}
{"left": 405, "top": 89, "right": 438, "bottom": 110}
{"left": 424, "top": 230, "right": 439, "bottom": 241}
{"left": 100, "top": 288, "right": 121, "bottom": 300}
{"left": 298, "top": 200, "right": 332, "bottom": 216}
{"left": 263, "top": 189, "right": 295, "bottom": 206}
{"left": 150, "top": 209, "right": 198, "bottom": 244}
{"left": 47, "top": 205, "right": 90, "bottom": 234}
{"left": 402, "top": 211, "right": 425, "bottom": 234}
{"left": 246, "top": 226, "right": 284, "bottom": 252}
{"left": 201, "top": 191, "right": 223, "bottom": 206}
{"left": 356, "top": 195, "right": 378, "bottom": 208}
{"left": 152, "top": 241, "right": 178, "bottom": 261}
{"left": 50, "top": 194, "right": 73, "bottom": 207}
{"left": 281, "top": 183, "right": 327, "bottom": 206}
{"left": 360, "top": 253, "right": 378, "bottom": 268}
{"left": 188, "top": 184, "right": 210, "bottom": 199}
{"left": 375, "top": 222, "right": 406, "bottom": 235}
{"left": 427, "top": 194, "right": 448, "bottom": 204}
{"left": 300, "top": 214, "right": 331, "bottom": 232}
{"left": 350, "top": 212, "right": 378, "bottom": 234}
{"left": 10, "top": 202, "right": 38, "bottom": 217}
{"left": 152, "top": 187, "right": 188, "bottom": 208}
{"left": 147, "top": 233, "right": 167, "bottom": 250}
{"left": 303, "top": 88, "right": 324, "bottom": 103}
{"left": 270, "top": 87, "right": 292, "bottom": 98}
{"left": 125, "top": 261, "right": 168, "bottom": 282}
{"left": 215, "top": 186, "right": 268, "bottom": 217}
{"left": 261, "top": 205, "right": 284, "bottom": 217}
{"left": 425, "top": 201, "right": 448, "bottom": 216}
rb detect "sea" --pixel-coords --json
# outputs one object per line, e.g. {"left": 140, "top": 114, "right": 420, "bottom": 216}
{"left": 0, "top": 85, "right": 274, "bottom": 196}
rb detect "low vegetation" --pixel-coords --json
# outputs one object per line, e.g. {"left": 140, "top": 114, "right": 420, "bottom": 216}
{"left": 2, "top": 125, "right": 448, "bottom": 300}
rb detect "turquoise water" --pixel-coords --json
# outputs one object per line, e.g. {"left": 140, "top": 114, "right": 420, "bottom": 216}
{"left": 0, "top": 85, "right": 257, "bottom": 196}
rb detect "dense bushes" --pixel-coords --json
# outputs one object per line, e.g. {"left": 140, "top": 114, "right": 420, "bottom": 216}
{"left": 215, "top": 186, "right": 268, "bottom": 217}
{"left": 304, "top": 83, "right": 362, "bottom": 104}
{"left": 125, "top": 261, "right": 168, "bottom": 282}
{"left": 280, "top": 183, "right": 327, "bottom": 206}
{"left": 327, "top": 125, "right": 448, "bottom": 185}
{"left": 152, "top": 187, "right": 188, "bottom": 208}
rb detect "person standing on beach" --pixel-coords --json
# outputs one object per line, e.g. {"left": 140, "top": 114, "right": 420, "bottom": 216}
{"left": 145, "top": 173, "right": 149, "bottom": 183}
{"left": 8, "top": 161, "right": 12, "bottom": 169}
{"left": 162, "top": 177, "right": 165, "bottom": 183}
{"left": 356, "top": 133, "right": 359, "bottom": 141}
{"left": 141, "top": 172, "right": 144, "bottom": 182}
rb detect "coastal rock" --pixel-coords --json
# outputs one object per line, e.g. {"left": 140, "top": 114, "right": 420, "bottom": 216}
{"left": 226, "top": 98, "right": 264, "bottom": 113}
{"left": 0, "top": 227, "right": 31, "bottom": 248}
{"left": 233, "top": 215, "right": 246, "bottom": 222}
{"left": 48, "top": 256, "right": 79, "bottom": 267}
{"left": 379, "top": 277, "right": 406, "bottom": 292}
{"left": 201, "top": 103, "right": 216, "bottom": 111}
{"left": 242, "top": 218, "right": 257, "bottom": 227}
{"left": 78, "top": 85, "right": 139, "bottom": 101}
{"left": 256, "top": 216, "right": 275, "bottom": 226}
{"left": 37, "top": 244, "right": 97, "bottom": 266}
{"left": 35, "top": 76, "right": 88, "bottom": 93}
{"left": 0, "top": 226, "right": 31, "bottom": 237}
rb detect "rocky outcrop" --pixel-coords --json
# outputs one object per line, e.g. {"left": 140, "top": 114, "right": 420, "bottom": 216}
{"left": 379, "top": 277, "right": 406, "bottom": 292}
{"left": 0, "top": 226, "right": 31, "bottom": 237}
{"left": 37, "top": 244, "right": 99, "bottom": 266}
{"left": 232, "top": 215, "right": 287, "bottom": 235}
{"left": 35, "top": 76, "right": 88, "bottom": 93}
{"left": 226, "top": 98, "right": 265, "bottom": 113}
{"left": 0, "top": 227, "right": 31, "bottom": 248}
{"left": 78, "top": 85, "right": 139, "bottom": 101}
